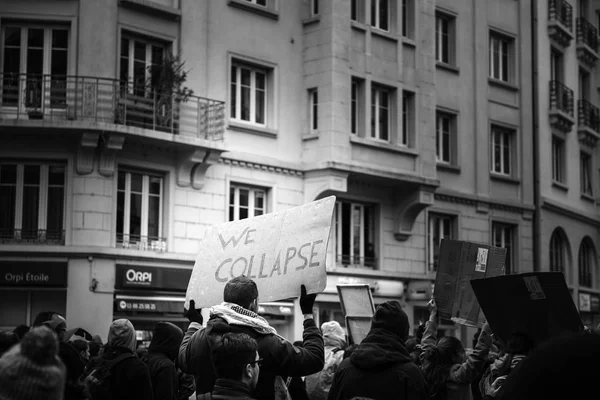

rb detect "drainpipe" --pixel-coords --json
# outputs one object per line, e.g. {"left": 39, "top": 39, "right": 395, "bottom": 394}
{"left": 532, "top": 0, "right": 541, "bottom": 273}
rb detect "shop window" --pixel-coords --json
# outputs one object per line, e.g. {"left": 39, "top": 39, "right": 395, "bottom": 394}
{"left": 428, "top": 213, "right": 456, "bottom": 271}
{"left": 0, "top": 290, "right": 66, "bottom": 329}
{"left": 333, "top": 200, "right": 376, "bottom": 268}
{"left": 116, "top": 169, "right": 165, "bottom": 251}
{"left": 0, "top": 162, "right": 66, "bottom": 244}
{"left": 229, "top": 184, "right": 267, "bottom": 221}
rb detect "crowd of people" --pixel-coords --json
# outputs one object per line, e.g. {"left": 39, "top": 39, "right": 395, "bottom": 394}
{"left": 1, "top": 275, "right": 599, "bottom": 400}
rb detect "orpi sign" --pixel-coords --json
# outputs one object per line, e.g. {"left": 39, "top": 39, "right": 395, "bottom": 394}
{"left": 185, "top": 196, "right": 336, "bottom": 309}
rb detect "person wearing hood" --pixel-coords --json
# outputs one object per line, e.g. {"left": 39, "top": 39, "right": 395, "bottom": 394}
{"left": 305, "top": 321, "right": 346, "bottom": 400}
{"left": 147, "top": 322, "right": 184, "bottom": 400}
{"left": 90, "top": 318, "right": 154, "bottom": 400}
{"left": 327, "top": 301, "right": 428, "bottom": 400}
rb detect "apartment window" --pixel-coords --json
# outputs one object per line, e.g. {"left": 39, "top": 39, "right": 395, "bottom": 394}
{"left": 0, "top": 163, "right": 65, "bottom": 244}
{"left": 351, "top": 0, "right": 366, "bottom": 23}
{"left": 309, "top": 88, "right": 318, "bottom": 131}
{"left": 402, "top": 90, "right": 415, "bottom": 146}
{"left": 549, "top": 229, "right": 567, "bottom": 274}
{"left": 371, "top": 0, "right": 389, "bottom": 31}
{"left": 580, "top": 152, "right": 593, "bottom": 196}
{"left": 491, "top": 125, "right": 514, "bottom": 176}
{"left": 402, "top": 0, "right": 415, "bottom": 38}
{"left": 552, "top": 137, "right": 566, "bottom": 184}
{"left": 311, "top": 0, "right": 319, "bottom": 16}
{"left": 492, "top": 222, "right": 516, "bottom": 274}
{"left": 117, "top": 170, "right": 164, "bottom": 248}
{"left": 435, "top": 13, "right": 455, "bottom": 65}
{"left": 579, "top": 0, "right": 588, "bottom": 18}
{"left": 371, "top": 85, "right": 391, "bottom": 141}
{"left": 229, "top": 185, "right": 266, "bottom": 221}
{"left": 436, "top": 111, "right": 455, "bottom": 164}
{"left": 120, "top": 36, "right": 166, "bottom": 98}
{"left": 550, "top": 47, "right": 564, "bottom": 83}
{"left": 334, "top": 200, "right": 376, "bottom": 268}
{"left": 1, "top": 25, "right": 69, "bottom": 107}
{"left": 578, "top": 238, "right": 594, "bottom": 287}
{"left": 579, "top": 69, "right": 590, "bottom": 100}
{"left": 489, "top": 32, "right": 512, "bottom": 82}
{"left": 428, "top": 213, "right": 456, "bottom": 271}
{"left": 245, "top": 0, "right": 267, "bottom": 6}
{"left": 230, "top": 62, "right": 269, "bottom": 125}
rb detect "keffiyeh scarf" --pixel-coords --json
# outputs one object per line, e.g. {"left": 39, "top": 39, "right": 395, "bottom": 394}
{"left": 210, "top": 302, "right": 283, "bottom": 338}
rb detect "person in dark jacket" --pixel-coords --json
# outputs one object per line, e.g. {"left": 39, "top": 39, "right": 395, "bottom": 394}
{"left": 198, "top": 332, "right": 261, "bottom": 400}
{"left": 179, "top": 277, "right": 324, "bottom": 400}
{"left": 147, "top": 321, "right": 184, "bottom": 400}
{"left": 93, "top": 318, "right": 154, "bottom": 400}
{"left": 327, "top": 301, "right": 428, "bottom": 400}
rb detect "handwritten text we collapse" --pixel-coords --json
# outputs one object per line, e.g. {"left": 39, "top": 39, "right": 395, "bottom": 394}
{"left": 214, "top": 226, "right": 324, "bottom": 283}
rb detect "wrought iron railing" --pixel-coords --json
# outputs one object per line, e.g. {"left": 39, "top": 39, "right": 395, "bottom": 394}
{"left": 336, "top": 254, "right": 377, "bottom": 269}
{"left": 549, "top": 80, "right": 574, "bottom": 116}
{"left": 116, "top": 233, "right": 167, "bottom": 252}
{"left": 577, "top": 17, "right": 599, "bottom": 51}
{"left": 548, "top": 0, "right": 573, "bottom": 31}
{"left": 0, "top": 229, "right": 65, "bottom": 245}
{"left": 578, "top": 99, "right": 600, "bottom": 132}
{"left": 0, "top": 73, "right": 225, "bottom": 140}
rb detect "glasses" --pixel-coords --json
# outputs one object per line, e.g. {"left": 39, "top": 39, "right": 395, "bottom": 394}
{"left": 248, "top": 358, "right": 263, "bottom": 367}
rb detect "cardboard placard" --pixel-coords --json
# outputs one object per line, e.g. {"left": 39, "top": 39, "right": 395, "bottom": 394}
{"left": 434, "top": 239, "right": 507, "bottom": 327}
{"left": 345, "top": 316, "right": 372, "bottom": 345}
{"left": 470, "top": 272, "right": 584, "bottom": 346}
{"left": 185, "top": 196, "right": 336, "bottom": 309}
{"left": 337, "top": 284, "right": 376, "bottom": 345}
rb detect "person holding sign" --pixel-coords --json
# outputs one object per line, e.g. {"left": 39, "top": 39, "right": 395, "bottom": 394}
{"left": 420, "top": 299, "right": 493, "bottom": 400}
{"left": 178, "top": 276, "right": 324, "bottom": 400}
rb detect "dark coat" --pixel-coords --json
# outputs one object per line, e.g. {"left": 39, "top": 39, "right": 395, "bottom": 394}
{"left": 197, "top": 379, "right": 257, "bottom": 400}
{"left": 327, "top": 329, "right": 428, "bottom": 400}
{"left": 147, "top": 322, "right": 184, "bottom": 400}
{"left": 100, "top": 346, "right": 154, "bottom": 400}
{"left": 60, "top": 341, "right": 87, "bottom": 400}
{"left": 179, "top": 317, "right": 324, "bottom": 400}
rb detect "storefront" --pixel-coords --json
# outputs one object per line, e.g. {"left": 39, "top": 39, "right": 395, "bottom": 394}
{"left": 579, "top": 291, "right": 600, "bottom": 329}
{"left": 0, "top": 261, "right": 68, "bottom": 330}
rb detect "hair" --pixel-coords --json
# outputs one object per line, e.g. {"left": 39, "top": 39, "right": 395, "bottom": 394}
{"left": 32, "top": 311, "right": 59, "bottom": 327}
{"left": 89, "top": 340, "right": 102, "bottom": 357}
{"left": 71, "top": 339, "right": 89, "bottom": 354}
{"left": 421, "top": 336, "right": 465, "bottom": 400}
{"left": 211, "top": 332, "right": 258, "bottom": 380}
{"left": 223, "top": 276, "right": 258, "bottom": 309}
{"left": 13, "top": 325, "right": 30, "bottom": 340}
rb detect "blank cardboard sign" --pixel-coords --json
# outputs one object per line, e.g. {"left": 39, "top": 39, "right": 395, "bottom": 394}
{"left": 337, "top": 284, "right": 376, "bottom": 317}
{"left": 346, "top": 316, "right": 372, "bottom": 345}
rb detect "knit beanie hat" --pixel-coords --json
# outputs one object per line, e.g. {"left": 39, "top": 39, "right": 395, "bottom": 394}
{"left": 0, "top": 326, "right": 66, "bottom": 400}
{"left": 370, "top": 301, "right": 410, "bottom": 341}
{"left": 321, "top": 321, "right": 346, "bottom": 348}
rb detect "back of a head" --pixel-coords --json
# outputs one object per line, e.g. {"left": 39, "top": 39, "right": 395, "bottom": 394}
{"left": 107, "top": 319, "right": 137, "bottom": 351}
{"left": 370, "top": 301, "right": 410, "bottom": 341}
{"left": 71, "top": 339, "right": 88, "bottom": 354}
{"left": 32, "top": 312, "right": 66, "bottom": 337}
{"left": 0, "top": 326, "right": 66, "bottom": 400}
{"left": 211, "top": 332, "right": 258, "bottom": 380}
{"left": 223, "top": 276, "right": 258, "bottom": 309}
{"left": 148, "top": 321, "right": 184, "bottom": 360}
{"left": 321, "top": 321, "right": 346, "bottom": 348}
{"left": 434, "top": 336, "right": 464, "bottom": 365}
{"left": 89, "top": 340, "right": 102, "bottom": 357}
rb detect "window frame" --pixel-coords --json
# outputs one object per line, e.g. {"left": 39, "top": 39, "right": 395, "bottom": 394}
{"left": 351, "top": 0, "right": 366, "bottom": 24}
{"left": 230, "top": 61, "right": 270, "bottom": 127}
{"left": 427, "top": 212, "right": 457, "bottom": 271}
{"left": 580, "top": 151, "right": 593, "bottom": 196}
{"left": 402, "top": 0, "right": 415, "bottom": 39}
{"left": 578, "top": 238, "right": 595, "bottom": 288}
{"left": 351, "top": 77, "right": 365, "bottom": 135}
{"left": 309, "top": 88, "right": 318, "bottom": 132}
{"left": 492, "top": 222, "right": 517, "bottom": 274}
{"left": 370, "top": 84, "right": 393, "bottom": 142}
{"left": 436, "top": 110, "right": 456, "bottom": 165}
{"left": 311, "top": 0, "right": 319, "bottom": 16}
{"left": 491, "top": 124, "right": 515, "bottom": 176}
{"left": 552, "top": 136, "right": 566, "bottom": 184}
{"left": 245, "top": 0, "right": 267, "bottom": 7}
{"left": 119, "top": 34, "right": 168, "bottom": 97}
{"left": 549, "top": 229, "right": 567, "bottom": 274}
{"left": 228, "top": 184, "right": 267, "bottom": 221}
{"left": 371, "top": 0, "right": 390, "bottom": 32}
{"left": 489, "top": 31, "right": 514, "bottom": 83}
{"left": 401, "top": 90, "right": 415, "bottom": 147}
{"left": 435, "top": 11, "right": 455, "bottom": 65}
{"left": 333, "top": 200, "right": 377, "bottom": 269}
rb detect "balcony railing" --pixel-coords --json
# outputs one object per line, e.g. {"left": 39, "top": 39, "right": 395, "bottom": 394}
{"left": 117, "top": 233, "right": 167, "bottom": 252}
{"left": 0, "top": 229, "right": 65, "bottom": 245}
{"left": 577, "top": 17, "right": 599, "bottom": 50}
{"left": 578, "top": 99, "right": 600, "bottom": 132}
{"left": 549, "top": 0, "right": 573, "bottom": 31}
{"left": 336, "top": 254, "right": 377, "bottom": 269}
{"left": 0, "top": 73, "right": 225, "bottom": 140}
{"left": 550, "top": 80, "right": 574, "bottom": 116}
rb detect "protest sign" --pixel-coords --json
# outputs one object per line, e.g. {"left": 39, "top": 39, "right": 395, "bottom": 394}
{"left": 470, "top": 272, "right": 583, "bottom": 346}
{"left": 337, "top": 284, "right": 376, "bottom": 345}
{"left": 434, "top": 239, "right": 506, "bottom": 327}
{"left": 185, "top": 196, "right": 336, "bottom": 309}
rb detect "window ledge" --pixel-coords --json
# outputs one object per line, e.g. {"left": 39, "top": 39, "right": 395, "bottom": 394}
{"left": 228, "top": 121, "right": 277, "bottom": 138}
{"left": 436, "top": 163, "right": 461, "bottom": 173}
{"left": 552, "top": 181, "right": 569, "bottom": 192}
{"left": 488, "top": 78, "right": 519, "bottom": 92}
{"left": 118, "top": 0, "right": 181, "bottom": 20}
{"left": 351, "top": 20, "right": 367, "bottom": 31}
{"left": 350, "top": 135, "right": 417, "bottom": 156}
{"left": 371, "top": 28, "right": 399, "bottom": 42}
{"left": 436, "top": 62, "right": 460, "bottom": 74}
{"left": 227, "top": 0, "right": 278, "bottom": 20}
{"left": 302, "top": 133, "right": 319, "bottom": 141}
{"left": 303, "top": 15, "right": 320, "bottom": 26}
{"left": 490, "top": 173, "right": 521, "bottom": 185}
{"left": 581, "top": 193, "right": 595, "bottom": 203}
{"left": 402, "top": 37, "right": 417, "bottom": 47}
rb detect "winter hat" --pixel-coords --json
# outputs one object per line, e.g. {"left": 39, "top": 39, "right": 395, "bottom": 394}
{"left": 107, "top": 319, "right": 137, "bottom": 351}
{"left": 0, "top": 326, "right": 66, "bottom": 400}
{"left": 148, "top": 322, "right": 184, "bottom": 361}
{"left": 370, "top": 301, "right": 410, "bottom": 341}
{"left": 321, "top": 321, "right": 346, "bottom": 348}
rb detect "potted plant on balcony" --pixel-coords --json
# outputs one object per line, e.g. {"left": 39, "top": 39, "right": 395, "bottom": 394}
{"left": 148, "top": 52, "right": 194, "bottom": 134}
{"left": 24, "top": 79, "right": 43, "bottom": 119}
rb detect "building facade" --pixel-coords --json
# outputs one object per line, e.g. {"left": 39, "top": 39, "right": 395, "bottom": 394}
{"left": 0, "top": 0, "right": 597, "bottom": 343}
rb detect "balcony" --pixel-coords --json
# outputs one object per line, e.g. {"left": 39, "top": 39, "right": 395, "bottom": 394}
{"left": 0, "top": 229, "right": 66, "bottom": 245}
{"left": 548, "top": 0, "right": 573, "bottom": 48}
{"left": 0, "top": 73, "right": 225, "bottom": 140}
{"left": 576, "top": 17, "right": 599, "bottom": 66}
{"left": 117, "top": 233, "right": 167, "bottom": 253}
{"left": 578, "top": 99, "right": 600, "bottom": 147}
{"left": 549, "top": 80, "right": 575, "bottom": 132}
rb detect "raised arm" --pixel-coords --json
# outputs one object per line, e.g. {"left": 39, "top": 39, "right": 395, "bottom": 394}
{"left": 448, "top": 321, "right": 493, "bottom": 384}
{"left": 419, "top": 299, "right": 439, "bottom": 363}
